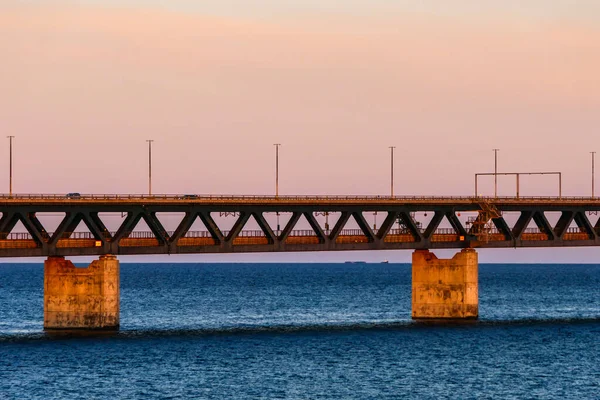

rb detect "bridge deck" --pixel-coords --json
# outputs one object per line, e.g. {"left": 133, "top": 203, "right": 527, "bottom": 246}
{"left": 2, "top": 194, "right": 600, "bottom": 207}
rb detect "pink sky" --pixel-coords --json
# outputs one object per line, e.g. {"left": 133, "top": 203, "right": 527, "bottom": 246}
{"left": 1, "top": 3, "right": 599, "bottom": 262}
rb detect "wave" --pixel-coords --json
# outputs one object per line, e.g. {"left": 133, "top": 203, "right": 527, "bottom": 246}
{"left": 1, "top": 317, "right": 600, "bottom": 343}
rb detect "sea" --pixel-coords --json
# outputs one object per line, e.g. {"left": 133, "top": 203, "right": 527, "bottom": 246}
{"left": 0, "top": 262, "right": 599, "bottom": 399}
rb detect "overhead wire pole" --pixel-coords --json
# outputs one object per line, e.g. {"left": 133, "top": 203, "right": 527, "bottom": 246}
{"left": 389, "top": 146, "right": 396, "bottom": 198}
{"left": 493, "top": 148, "right": 499, "bottom": 198}
{"left": 7, "top": 136, "right": 14, "bottom": 196}
{"left": 592, "top": 151, "right": 596, "bottom": 198}
{"left": 475, "top": 171, "right": 562, "bottom": 199}
{"left": 146, "top": 140, "right": 154, "bottom": 196}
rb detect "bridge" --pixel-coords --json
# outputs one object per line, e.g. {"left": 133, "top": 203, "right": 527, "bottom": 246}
{"left": 1, "top": 194, "right": 599, "bottom": 331}
{"left": 1, "top": 194, "right": 600, "bottom": 257}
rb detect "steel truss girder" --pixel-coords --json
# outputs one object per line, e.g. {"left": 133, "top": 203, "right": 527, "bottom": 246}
{"left": 0, "top": 203, "right": 599, "bottom": 257}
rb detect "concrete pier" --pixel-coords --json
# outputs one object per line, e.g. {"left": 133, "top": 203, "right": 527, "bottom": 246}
{"left": 44, "top": 255, "right": 120, "bottom": 330}
{"left": 412, "top": 249, "right": 478, "bottom": 319}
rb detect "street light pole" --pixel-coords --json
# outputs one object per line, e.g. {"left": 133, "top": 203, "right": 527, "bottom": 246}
{"left": 274, "top": 143, "right": 282, "bottom": 233}
{"left": 389, "top": 146, "right": 396, "bottom": 197}
{"left": 592, "top": 151, "right": 596, "bottom": 198}
{"left": 7, "top": 136, "right": 14, "bottom": 196}
{"left": 146, "top": 140, "right": 154, "bottom": 196}
{"left": 274, "top": 144, "right": 281, "bottom": 198}
{"left": 493, "top": 148, "right": 499, "bottom": 198}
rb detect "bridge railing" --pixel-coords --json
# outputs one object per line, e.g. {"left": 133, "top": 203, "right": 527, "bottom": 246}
{"left": 2, "top": 193, "right": 600, "bottom": 201}
{"left": 2, "top": 226, "right": 596, "bottom": 242}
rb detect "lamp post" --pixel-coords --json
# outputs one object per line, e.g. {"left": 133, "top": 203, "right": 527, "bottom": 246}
{"left": 274, "top": 144, "right": 281, "bottom": 198}
{"left": 592, "top": 151, "right": 596, "bottom": 198}
{"left": 7, "top": 136, "right": 14, "bottom": 196}
{"left": 389, "top": 146, "right": 396, "bottom": 197}
{"left": 493, "top": 148, "right": 499, "bottom": 197}
{"left": 146, "top": 140, "right": 154, "bottom": 196}
{"left": 274, "top": 143, "right": 282, "bottom": 233}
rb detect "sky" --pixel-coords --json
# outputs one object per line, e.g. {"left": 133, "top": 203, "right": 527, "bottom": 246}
{"left": 1, "top": 0, "right": 600, "bottom": 262}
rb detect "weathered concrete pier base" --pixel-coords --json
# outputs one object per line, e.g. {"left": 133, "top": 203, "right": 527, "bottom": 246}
{"left": 412, "top": 249, "right": 478, "bottom": 319}
{"left": 44, "top": 255, "right": 120, "bottom": 330}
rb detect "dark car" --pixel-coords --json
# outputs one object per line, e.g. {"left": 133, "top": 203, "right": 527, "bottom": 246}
{"left": 181, "top": 194, "right": 199, "bottom": 200}
{"left": 66, "top": 192, "right": 81, "bottom": 199}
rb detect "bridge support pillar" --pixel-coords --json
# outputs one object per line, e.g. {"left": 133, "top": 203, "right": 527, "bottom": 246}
{"left": 412, "top": 249, "right": 478, "bottom": 319}
{"left": 44, "top": 255, "right": 120, "bottom": 330}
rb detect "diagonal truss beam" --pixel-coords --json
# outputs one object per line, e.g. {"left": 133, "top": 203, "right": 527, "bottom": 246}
{"left": 574, "top": 212, "right": 597, "bottom": 239}
{"left": 376, "top": 211, "right": 398, "bottom": 241}
{"left": 423, "top": 211, "right": 444, "bottom": 239}
{"left": 329, "top": 212, "right": 351, "bottom": 242}
{"left": 113, "top": 212, "right": 143, "bottom": 242}
{"left": 446, "top": 211, "right": 467, "bottom": 237}
{"left": 143, "top": 212, "right": 169, "bottom": 245}
{"left": 226, "top": 212, "right": 250, "bottom": 242}
{"left": 20, "top": 213, "right": 47, "bottom": 247}
{"left": 0, "top": 212, "right": 19, "bottom": 240}
{"left": 88, "top": 212, "right": 111, "bottom": 241}
{"left": 492, "top": 217, "right": 513, "bottom": 240}
{"left": 533, "top": 212, "right": 555, "bottom": 240}
{"left": 0, "top": 212, "right": 47, "bottom": 246}
{"left": 304, "top": 212, "right": 327, "bottom": 243}
{"left": 398, "top": 211, "right": 423, "bottom": 242}
{"left": 279, "top": 212, "right": 301, "bottom": 241}
{"left": 512, "top": 211, "right": 533, "bottom": 239}
{"left": 49, "top": 212, "right": 80, "bottom": 245}
{"left": 253, "top": 212, "right": 276, "bottom": 243}
{"left": 27, "top": 213, "right": 50, "bottom": 241}
{"left": 553, "top": 211, "right": 574, "bottom": 239}
{"left": 594, "top": 214, "right": 600, "bottom": 230}
{"left": 170, "top": 212, "right": 197, "bottom": 244}
{"left": 352, "top": 212, "right": 376, "bottom": 242}
{"left": 199, "top": 212, "right": 224, "bottom": 242}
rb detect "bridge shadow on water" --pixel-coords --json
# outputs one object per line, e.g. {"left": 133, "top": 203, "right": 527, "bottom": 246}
{"left": 2, "top": 317, "right": 599, "bottom": 343}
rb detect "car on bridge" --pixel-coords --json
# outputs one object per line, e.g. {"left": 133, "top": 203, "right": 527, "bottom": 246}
{"left": 65, "top": 192, "right": 81, "bottom": 199}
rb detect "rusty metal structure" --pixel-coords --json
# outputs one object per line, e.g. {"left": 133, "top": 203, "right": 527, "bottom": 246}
{"left": 1, "top": 194, "right": 600, "bottom": 258}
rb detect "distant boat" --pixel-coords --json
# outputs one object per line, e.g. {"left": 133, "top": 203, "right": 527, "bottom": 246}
{"left": 381, "top": 260, "right": 389, "bottom": 264}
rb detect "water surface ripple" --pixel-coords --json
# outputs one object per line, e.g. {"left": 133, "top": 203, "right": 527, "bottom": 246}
{"left": 0, "top": 262, "right": 598, "bottom": 399}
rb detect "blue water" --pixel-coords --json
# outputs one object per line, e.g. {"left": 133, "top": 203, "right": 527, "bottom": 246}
{"left": 0, "top": 262, "right": 599, "bottom": 399}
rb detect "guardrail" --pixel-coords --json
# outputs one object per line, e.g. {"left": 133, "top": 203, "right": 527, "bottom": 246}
{"left": 1, "top": 193, "right": 600, "bottom": 201}
{"left": 3, "top": 227, "right": 595, "bottom": 241}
